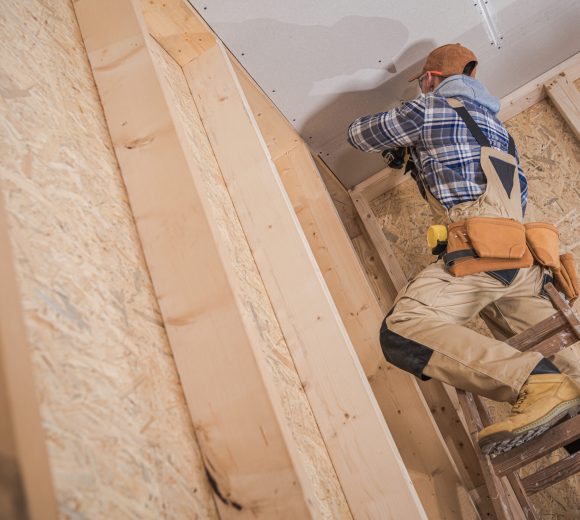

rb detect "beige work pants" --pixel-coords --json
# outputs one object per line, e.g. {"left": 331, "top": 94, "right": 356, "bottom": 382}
{"left": 384, "top": 262, "right": 580, "bottom": 402}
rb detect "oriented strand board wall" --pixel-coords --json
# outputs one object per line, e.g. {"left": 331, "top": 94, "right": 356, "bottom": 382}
{"left": 370, "top": 97, "right": 580, "bottom": 518}
{"left": 0, "top": 1, "right": 218, "bottom": 517}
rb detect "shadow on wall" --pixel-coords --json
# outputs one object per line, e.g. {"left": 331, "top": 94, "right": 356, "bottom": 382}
{"left": 300, "top": 39, "right": 437, "bottom": 188}
{"left": 210, "top": 16, "right": 424, "bottom": 187}
{"left": 300, "top": 0, "right": 580, "bottom": 187}
{"left": 212, "top": 15, "right": 411, "bottom": 112}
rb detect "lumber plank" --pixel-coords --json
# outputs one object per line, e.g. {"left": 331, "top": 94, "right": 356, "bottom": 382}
{"left": 312, "top": 155, "right": 363, "bottom": 240}
{"left": 274, "top": 142, "right": 383, "bottom": 375}
{"left": 233, "top": 59, "right": 301, "bottom": 162}
{"left": 356, "top": 166, "right": 410, "bottom": 202}
{"left": 140, "top": 0, "right": 213, "bottom": 64}
{"left": 351, "top": 233, "right": 398, "bottom": 309}
{"left": 74, "top": 1, "right": 321, "bottom": 517}
{"left": 498, "top": 52, "right": 580, "bottom": 122}
{"left": 520, "top": 452, "right": 580, "bottom": 495}
{"left": 545, "top": 72, "right": 580, "bottom": 140}
{"left": 349, "top": 189, "right": 408, "bottom": 293}
{"left": 275, "top": 142, "right": 480, "bottom": 519}
{"left": 183, "top": 38, "right": 427, "bottom": 519}
{"left": 0, "top": 184, "right": 58, "bottom": 520}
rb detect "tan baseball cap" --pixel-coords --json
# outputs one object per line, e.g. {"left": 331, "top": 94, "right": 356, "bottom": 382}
{"left": 408, "top": 43, "right": 478, "bottom": 82}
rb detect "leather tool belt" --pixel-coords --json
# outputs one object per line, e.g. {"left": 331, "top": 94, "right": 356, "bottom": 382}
{"left": 443, "top": 217, "right": 579, "bottom": 301}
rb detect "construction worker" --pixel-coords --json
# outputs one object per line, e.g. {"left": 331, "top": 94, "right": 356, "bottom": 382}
{"left": 347, "top": 44, "right": 580, "bottom": 455}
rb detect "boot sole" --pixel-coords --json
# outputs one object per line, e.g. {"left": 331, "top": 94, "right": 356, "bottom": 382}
{"left": 478, "top": 398, "right": 580, "bottom": 457}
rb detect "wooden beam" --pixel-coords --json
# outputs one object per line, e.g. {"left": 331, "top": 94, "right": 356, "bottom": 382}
{"left": 74, "top": 1, "right": 326, "bottom": 517}
{"left": 354, "top": 166, "right": 410, "bottom": 203}
{"left": 264, "top": 128, "right": 480, "bottom": 520}
{"left": 139, "top": 3, "right": 488, "bottom": 517}
{"left": 349, "top": 189, "right": 407, "bottom": 295}
{"left": 545, "top": 72, "right": 580, "bottom": 140}
{"left": 0, "top": 190, "right": 58, "bottom": 518}
{"left": 183, "top": 37, "right": 427, "bottom": 519}
{"left": 498, "top": 52, "right": 580, "bottom": 122}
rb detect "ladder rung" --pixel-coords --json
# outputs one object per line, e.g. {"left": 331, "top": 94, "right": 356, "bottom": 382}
{"left": 520, "top": 451, "right": 580, "bottom": 495}
{"left": 492, "top": 415, "right": 580, "bottom": 476}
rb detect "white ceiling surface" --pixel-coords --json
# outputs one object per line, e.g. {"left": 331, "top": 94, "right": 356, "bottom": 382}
{"left": 189, "top": 0, "right": 580, "bottom": 188}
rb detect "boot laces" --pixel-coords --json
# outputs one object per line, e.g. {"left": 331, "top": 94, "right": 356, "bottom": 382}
{"left": 511, "top": 389, "right": 528, "bottom": 414}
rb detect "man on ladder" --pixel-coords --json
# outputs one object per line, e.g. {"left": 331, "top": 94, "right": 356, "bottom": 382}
{"left": 348, "top": 44, "right": 580, "bottom": 455}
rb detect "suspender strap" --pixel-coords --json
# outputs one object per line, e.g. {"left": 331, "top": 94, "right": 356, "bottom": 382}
{"left": 508, "top": 134, "right": 516, "bottom": 157}
{"left": 449, "top": 103, "right": 491, "bottom": 147}
{"left": 447, "top": 98, "right": 516, "bottom": 158}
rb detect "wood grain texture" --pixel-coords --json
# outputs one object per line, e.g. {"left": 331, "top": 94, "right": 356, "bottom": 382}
{"left": 545, "top": 72, "right": 580, "bottom": 140}
{"left": 276, "top": 143, "right": 480, "bottom": 520}
{"left": 148, "top": 34, "right": 350, "bottom": 520}
{"left": 0, "top": 0, "right": 218, "bottom": 517}
{"left": 74, "top": 0, "right": 353, "bottom": 516}
{"left": 184, "top": 39, "right": 427, "bottom": 519}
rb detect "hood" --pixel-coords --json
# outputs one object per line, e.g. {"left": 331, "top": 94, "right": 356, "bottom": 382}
{"left": 434, "top": 75, "right": 501, "bottom": 115}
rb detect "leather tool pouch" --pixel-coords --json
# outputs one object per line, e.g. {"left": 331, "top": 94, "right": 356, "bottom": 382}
{"left": 445, "top": 217, "right": 532, "bottom": 277}
{"left": 524, "top": 222, "right": 560, "bottom": 268}
{"left": 553, "top": 253, "right": 580, "bottom": 302}
{"left": 524, "top": 222, "right": 578, "bottom": 300}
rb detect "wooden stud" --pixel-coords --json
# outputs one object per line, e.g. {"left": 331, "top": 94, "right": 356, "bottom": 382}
{"left": 0, "top": 190, "right": 58, "bottom": 519}
{"left": 353, "top": 166, "right": 410, "bottom": 203}
{"left": 274, "top": 142, "right": 481, "bottom": 519}
{"left": 73, "top": 1, "right": 325, "bottom": 516}
{"left": 349, "top": 189, "right": 407, "bottom": 295}
{"left": 499, "top": 53, "right": 580, "bottom": 122}
{"left": 312, "top": 155, "right": 364, "bottom": 240}
{"left": 183, "top": 37, "right": 427, "bottom": 519}
{"left": 545, "top": 72, "right": 580, "bottom": 140}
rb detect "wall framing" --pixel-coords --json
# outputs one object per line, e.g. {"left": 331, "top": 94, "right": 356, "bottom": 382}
{"left": 138, "top": 1, "right": 493, "bottom": 517}
{"left": 71, "top": 0, "right": 450, "bottom": 517}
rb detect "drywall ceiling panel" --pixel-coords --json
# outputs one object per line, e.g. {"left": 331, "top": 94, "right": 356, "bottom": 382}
{"left": 189, "top": 0, "right": 580, "bottom": 187}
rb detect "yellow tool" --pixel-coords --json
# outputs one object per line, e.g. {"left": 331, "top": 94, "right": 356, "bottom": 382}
{"left": 427, "top": 225, "right": 448, "bottom": 254}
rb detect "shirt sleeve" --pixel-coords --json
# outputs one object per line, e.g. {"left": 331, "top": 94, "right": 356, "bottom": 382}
{"left": 347, "top": 97, "right": 425, "bottom": 152}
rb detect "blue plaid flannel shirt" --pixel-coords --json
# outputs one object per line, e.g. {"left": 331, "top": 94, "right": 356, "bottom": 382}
{"left": 347, "top": 94, "right": 528, "bottom": 214}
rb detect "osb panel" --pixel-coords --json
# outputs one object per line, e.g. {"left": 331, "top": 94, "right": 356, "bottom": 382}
{"left": 0, "top": 1, "right": 218, "bottom": 518}
{"left": 370, "top": 98, "right": 580, "bottom": 517}
{"left": 149, "top": 38, "right": 351, "bottom": 519}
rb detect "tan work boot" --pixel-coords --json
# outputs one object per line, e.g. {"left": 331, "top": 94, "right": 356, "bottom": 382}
{"left": 478, "top": 374, "right": 580, "bottom": 456}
